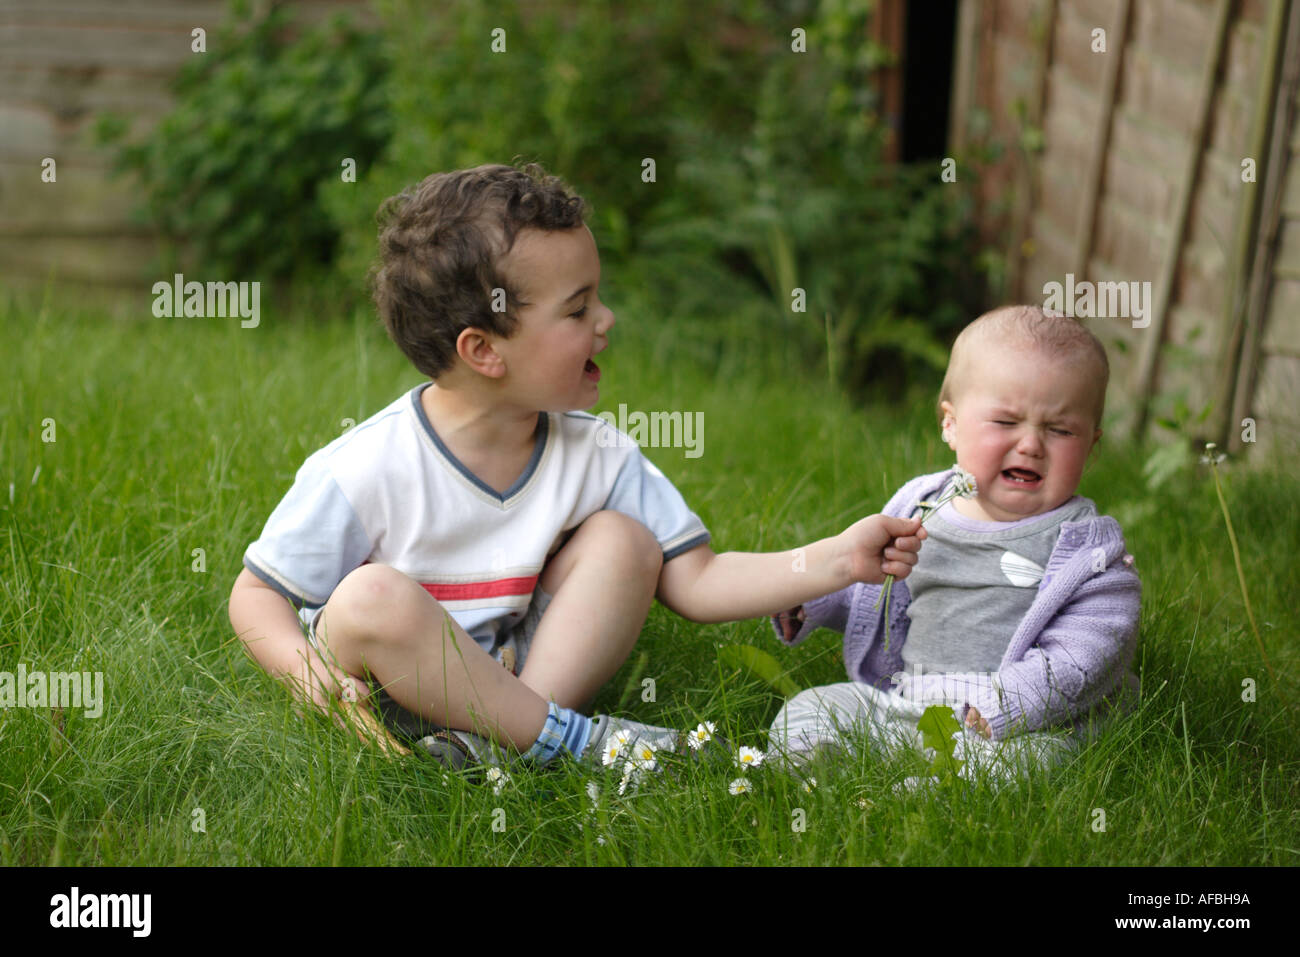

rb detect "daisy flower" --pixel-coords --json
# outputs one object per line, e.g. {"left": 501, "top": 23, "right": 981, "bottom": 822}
{"left": 687, "top": 721, "right": 716, "bottom": 751}
{"left": 485, "top": 766, "right": 510, "bottom": 796}
{"left": 950, "top": 465, "right": 978, "bottom": 498}
{"left": 586, "top": 781, "right": 600, "bottom": 807}
{"left": 735, "top": 746, "right": 764, "bottom": 770}
{"left": 629, "top": 740, "right": 658, "bottom": 773}
{"left": 618, "top": 762, "right": 644, "bottom": 795}
{"left": 728, "top": 778, "right": 752, "bottom": 796}
{"left": 601, "top": 728, "right": 632, "bottom": 767}
{"left": 802, "top": 777, "right": 817, "bottom": 793}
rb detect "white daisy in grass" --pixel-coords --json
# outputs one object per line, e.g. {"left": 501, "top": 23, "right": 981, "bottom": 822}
{"left": 629, "top": 740, "right": 658, "bottom": 773}
{"left": 802, "top": 777, "right": 817, "bottom": 793}
{"left": 687, "top": 721, "right": 716, "bottom": 751}
{"left": 728, "top": 778, "right": 753, "bottom": 796}
{"left": 585, "top": 781, "right": 600, "bottom": 807}
{"left": 601, "top": 728, "right": 633, "bottom": 767}
{"left": 735, "top": 746, "right": 764, "bottom": 769}
{"left": 485, "top": 766, "right": 510, "bottom": 796}
{"left": 618, "top": 762, "right": 643, "bottom": 795}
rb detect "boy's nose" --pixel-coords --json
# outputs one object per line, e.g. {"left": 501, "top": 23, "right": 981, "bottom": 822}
{"left": 597, "top": 303, "right": 616, "bottom": 335}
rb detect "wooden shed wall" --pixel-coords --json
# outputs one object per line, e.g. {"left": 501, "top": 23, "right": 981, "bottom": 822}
{"left": 0, "top": 0, "right": 373, "bottom": 288}
{"left": 1254, "top": 82, "right": 1300, "bottom": 452}
{"left": 952, "top": 0, "right": 1297, "bottom": 458}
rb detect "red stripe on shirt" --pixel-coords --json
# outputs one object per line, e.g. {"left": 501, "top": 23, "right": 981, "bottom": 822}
{"left": 421, "top": 576, "right": 538, "bottom": 602}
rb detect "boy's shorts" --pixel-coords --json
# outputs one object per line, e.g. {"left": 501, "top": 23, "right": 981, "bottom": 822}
{"left": 299, "top": 583, "right": 553, "bottom": 741}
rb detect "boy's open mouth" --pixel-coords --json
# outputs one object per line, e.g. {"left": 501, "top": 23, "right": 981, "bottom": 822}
{"left": 584, "top": 358, "right": 600, "bottom": 382}
{"left": 1001, "top": 467, "right": 1042, "bottom": 486}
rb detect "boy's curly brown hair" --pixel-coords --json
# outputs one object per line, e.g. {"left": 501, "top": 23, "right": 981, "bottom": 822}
{"left": 371, "top": 161, "right": 590, "bottom": 379}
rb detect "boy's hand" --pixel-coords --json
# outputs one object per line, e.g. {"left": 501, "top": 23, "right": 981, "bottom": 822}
{"left": 840, "top": 514, "right": 926, "bottom": 585}
{"left": 339, "top": 700, "right": 412, "bottom": 756}
{"left": 290, "top": 658, "right": 411, "bottom": 757}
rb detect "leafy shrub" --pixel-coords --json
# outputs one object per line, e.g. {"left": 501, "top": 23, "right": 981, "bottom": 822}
{"left": 639, "top": 0, "right": 982, "bottom": 396}
{"left": 324, "top": 0, "right": 777, "bottom": 291}
{"left": 95, "top": 1, "right": 392, "bottom": 280}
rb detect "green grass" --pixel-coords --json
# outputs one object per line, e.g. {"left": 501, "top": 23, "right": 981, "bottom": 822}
{"left": 1, "top": 280, "right": 1296, "bottom": 866}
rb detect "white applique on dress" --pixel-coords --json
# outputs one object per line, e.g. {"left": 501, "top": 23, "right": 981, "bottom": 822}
{"left": 1000, "top": 550, "right": 1045, "bottom": 587}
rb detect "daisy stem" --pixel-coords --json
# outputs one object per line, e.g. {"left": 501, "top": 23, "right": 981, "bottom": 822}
{"left": 878, "top": 575, "right": 893, "bottom": 652}
{"left": 872, "top": 574, "right": 891, "bottom": 610}
{"left": 874, "top": 499, "right": 942, "bottom": 650}
{"left": 1209, "top": 461, "right": 1276, "bottom": 684}
{"left": 871, "top": 474, "right": 973, "bottom": 656}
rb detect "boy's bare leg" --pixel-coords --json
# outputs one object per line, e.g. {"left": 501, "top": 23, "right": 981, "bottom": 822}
{"left": 520, "top": 510, "right": 663, "bottom": 709}
{"left": 315, "top": 564, "right": 548, "bottom": 750}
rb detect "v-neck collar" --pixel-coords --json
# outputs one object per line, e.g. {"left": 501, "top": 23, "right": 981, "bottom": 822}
{"left": 410, "top": 383, "right": 549, "bottom": 504}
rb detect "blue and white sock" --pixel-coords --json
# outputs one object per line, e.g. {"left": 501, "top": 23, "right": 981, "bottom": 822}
{"left": 522, "top": 702, "right": 592, "bottom": 765}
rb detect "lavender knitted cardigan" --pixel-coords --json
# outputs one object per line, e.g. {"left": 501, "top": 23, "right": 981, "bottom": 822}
{"left": 772, "top": 469, "right": 1142, "bottom": 741}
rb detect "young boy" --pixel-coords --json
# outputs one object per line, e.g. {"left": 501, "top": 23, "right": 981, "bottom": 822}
{"left": 228, "top": 162, "right": 926, "bottom": 769}
{"left": 767, "top": 305, "right": 1141, "bottom": 785}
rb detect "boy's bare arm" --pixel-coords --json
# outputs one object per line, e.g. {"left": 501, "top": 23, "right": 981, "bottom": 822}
{"left": 227, "top": 568, "right": 408, "bottom": 754}
{"left": 656, "top": 514, "right": 925, "bottom": 624}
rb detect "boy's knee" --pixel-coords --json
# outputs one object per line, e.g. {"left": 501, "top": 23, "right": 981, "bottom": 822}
{"left": 575, "top": 510, "right": 663, "bottom": 580}
{"left": 325, "top": 563, "right": 426, "bottom": 645}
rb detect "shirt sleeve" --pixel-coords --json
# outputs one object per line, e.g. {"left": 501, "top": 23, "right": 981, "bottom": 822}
{"left": 242, "top": 454, "right": 373, "bottom": 608}
{"left": 603, "top": 445, "right": 710, "bottom": 560}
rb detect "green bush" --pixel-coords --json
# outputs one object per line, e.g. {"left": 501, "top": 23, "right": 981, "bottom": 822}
{"left": 638, "top": 0, "right": 982, "bottom": 396}
{"left": 95, "top": 1, "right": 392, "bottom": 280}
{"left": 324, "top": 0, "right": 775, "bottom": 291}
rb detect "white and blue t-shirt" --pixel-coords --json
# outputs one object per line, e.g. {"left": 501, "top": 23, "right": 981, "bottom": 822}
{"left": 243, "top": 383, "right": 710, "bottom": 654}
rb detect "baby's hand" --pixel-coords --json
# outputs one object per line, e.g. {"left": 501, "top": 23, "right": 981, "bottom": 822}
{"left": 965, "top": 706, "right": 992, "bottom": 739}
{"left": 775, "top": 606, "right": 805, "bottom": 642}
{"left": 840, "top": 514, "right": 926, "bottom": 585}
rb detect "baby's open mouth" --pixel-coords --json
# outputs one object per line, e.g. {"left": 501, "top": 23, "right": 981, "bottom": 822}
{"left": 584, "top": 358, "right": 600, "bottom": 382}
{"left": 1001, "top": 468, "right": 1041, "bottom": 484}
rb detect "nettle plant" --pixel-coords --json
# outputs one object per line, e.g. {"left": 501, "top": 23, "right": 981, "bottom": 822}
{"left": 95, "top": 2, "right": 392, "bottom": 280}
{"left": 641, "top": 0, "right": 980, "bottom": 399}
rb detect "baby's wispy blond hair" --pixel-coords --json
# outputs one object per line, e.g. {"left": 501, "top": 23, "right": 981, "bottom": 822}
{"left": 938, "top": 305, "right": 1110, "bottom": 428}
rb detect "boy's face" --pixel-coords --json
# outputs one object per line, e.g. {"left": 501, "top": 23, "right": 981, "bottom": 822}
{"left": 492, "top": 224, "right": 614, "bottom": 412}
{"left": 941, "top": 342, "right": 1101, "bottom": 522}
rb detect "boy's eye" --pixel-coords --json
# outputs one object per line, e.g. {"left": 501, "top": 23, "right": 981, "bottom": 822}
{"left": 569, "top": 306, "right": 588, "bottom": 318}
{"left": 1051, "top": 428, "right": 1074, "bottom": 436}
{"left": 994, "top": 420, "right": 1015, "bottom": 426}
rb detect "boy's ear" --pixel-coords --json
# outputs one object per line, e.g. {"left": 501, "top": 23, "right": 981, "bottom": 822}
{"left": 456, "top": 327, "right": 507, "bottom": 378}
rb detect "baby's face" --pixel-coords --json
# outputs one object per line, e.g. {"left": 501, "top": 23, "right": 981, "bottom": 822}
{"left": 942, "top": 343, "right": 1101, "bottom": 522}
